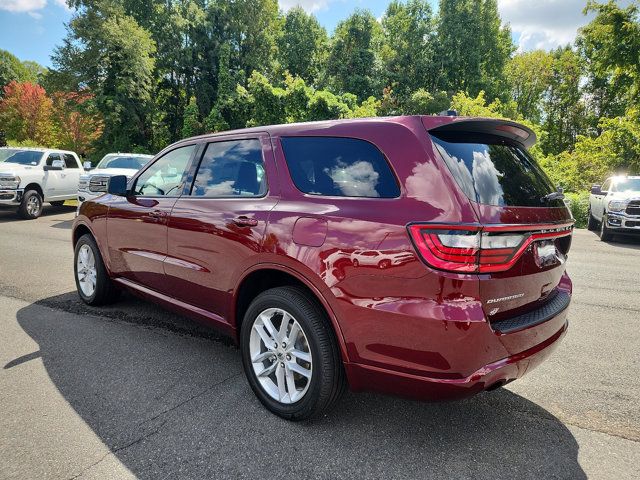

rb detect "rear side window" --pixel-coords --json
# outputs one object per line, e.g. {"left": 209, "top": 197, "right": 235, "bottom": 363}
{"left": 281, "top": 137, "right": 399, "bottom": 198}
{"left": 431, "top": 133, "right": 561, "bottom": 207}
{"left": 63, "top": 154, "right": 78, "bottom": 168}
{"left": 191, "top": 139, "right": 267, "bottom": 197}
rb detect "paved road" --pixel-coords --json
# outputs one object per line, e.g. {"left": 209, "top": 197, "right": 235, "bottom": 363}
{"left": 0, "top": 206, "right": 639, "bottom": 479}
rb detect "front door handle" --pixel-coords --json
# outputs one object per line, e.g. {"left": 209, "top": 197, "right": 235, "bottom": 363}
{"left": 232, "top": 216, "right": 258, "bottom": 227}
{"left": 147, "top": 210, "right": 167, "bottom": 223}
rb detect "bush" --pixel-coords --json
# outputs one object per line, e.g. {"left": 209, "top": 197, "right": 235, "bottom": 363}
{"left": 564, "top": 191, "right": 590, "bottom": 229}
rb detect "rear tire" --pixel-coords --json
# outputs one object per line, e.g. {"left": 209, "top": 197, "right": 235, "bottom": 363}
{"left": 74, "top": 234, "right": 121, "bottom": 305}
{"left": 18, "top": 189, "right": 43, "bottom": 219}
{"left": 240, "top": 286, "right": 346, "bottom": 420}
{"left": 587, "top": 207, "right": 598, "bottom": 231}
{"left": 599, "top": 213, "right": 613, "bottom": 242}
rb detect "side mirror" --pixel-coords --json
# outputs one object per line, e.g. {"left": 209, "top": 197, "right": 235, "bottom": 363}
{"left": 107, "top": 175, "right": 128, "bottom": 196}
{"left": 83, "top": 161, "right": 93, "bottom": 171}
{"left": 44, "top": 159, "right": 65, "bottom": 171}
{"left": 591, "top": 184, "right": 602, "bottom": 195}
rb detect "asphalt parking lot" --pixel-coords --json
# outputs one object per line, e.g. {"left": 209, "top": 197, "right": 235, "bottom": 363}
{"left": 0, "top": 206, "right": 639, "bottom": 479}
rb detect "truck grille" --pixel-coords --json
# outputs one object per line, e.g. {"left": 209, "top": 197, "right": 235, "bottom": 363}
{"left": 626, "top": 201, "right": 640, "bottom": 216}
{"left": 88, "top": 176, "right": 109, "bottom": 193}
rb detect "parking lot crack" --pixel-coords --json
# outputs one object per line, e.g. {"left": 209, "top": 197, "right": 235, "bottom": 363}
{"left": 66, "top": 422, "right": 166, "bottom": 480}
{"left": 138, "top": 372, "right": 243, "bottom": 428}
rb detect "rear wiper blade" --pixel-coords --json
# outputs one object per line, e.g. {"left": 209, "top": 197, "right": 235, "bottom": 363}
{"left": 541, "top": 191, "right": 565, "bottom": 203}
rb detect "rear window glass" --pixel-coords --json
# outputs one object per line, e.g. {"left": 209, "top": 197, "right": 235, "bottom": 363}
{"left": 431, "top": 133, "right": 561, "bottom": 207}
{"left": 281, "top": 137, "right": 400, "bottom": 198}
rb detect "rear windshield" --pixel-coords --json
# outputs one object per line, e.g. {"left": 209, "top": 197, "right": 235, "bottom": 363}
{"left": 281, "top": 136, "right": 400, "bottom": 198}
{"left": 431, "top": 133, "right": 561, "bottom": 207}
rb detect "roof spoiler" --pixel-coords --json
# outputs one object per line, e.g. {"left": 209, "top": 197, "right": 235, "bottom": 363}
{"left": 426, "top": 118, "right": 537, "bottom": 149}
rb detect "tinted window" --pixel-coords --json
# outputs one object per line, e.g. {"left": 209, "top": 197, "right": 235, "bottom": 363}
{"left": 46, "top": 153, "right": 62, "bottom": 166}
{"left": 0, "top": 149, "right": 42, "bottom": 165}
{"left": 431, "top": 133, "right": 561, "bottom": 207}
{"left": 98, "top": 155, "right": 151, "bottom": 170}
{"left": 133, "top": 145, "right": 195, "bottom": 196}
{"left": 191, "top": 139, "right": 266, "bottom": 197}
{"left": 63, "top": 154, "right": 78, "bottom": 168}
{"left": 601, "top": 179, "right": 611, "bottom": 193}
{"left": 281, "top": 137, "right": 400, "bottom": 198}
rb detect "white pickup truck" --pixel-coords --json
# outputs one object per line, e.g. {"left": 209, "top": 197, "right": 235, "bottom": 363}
{"left": 588, "top": 176, "right": 640, "bottom": 241}
{"left": 0, "top": 147, "right": 83, "bottom": 219}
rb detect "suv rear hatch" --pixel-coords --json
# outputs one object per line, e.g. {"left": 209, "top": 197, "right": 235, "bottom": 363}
{"left": 415, "top": 117, "right": 573, "bottom": 329}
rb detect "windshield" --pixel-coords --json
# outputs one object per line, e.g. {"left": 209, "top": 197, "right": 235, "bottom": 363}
{"left": 0, "top": 149, "right": 43, "bottom": 166}
{"left": 96, "top": 154, "right": 151, "bottom": 170}
{"left": 431, "top": 132, "right": 562, "bottom": 207}
{"left": 613, "top": 178, "right": 640, "bottom": 192}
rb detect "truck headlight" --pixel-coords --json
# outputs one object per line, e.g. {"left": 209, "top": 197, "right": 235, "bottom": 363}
{"left": 608, "top": 200, "right": 627, "bottom": 212}
{"left": 0, "top": 175, "right": 20, "bottom": 189}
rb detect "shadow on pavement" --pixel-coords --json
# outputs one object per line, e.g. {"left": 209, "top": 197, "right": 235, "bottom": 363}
{"left": 13, "top": 296, "right": 586, "bottom": 479}
{"left": 0, "top": 205, "right": 75, "bottom": 223}
{"left": 586, "top": 230, "right": 640, "bottom": 249}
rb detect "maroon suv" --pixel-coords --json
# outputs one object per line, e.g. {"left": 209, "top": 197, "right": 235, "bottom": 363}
{"left": 72, "top": 116, "right": 573, "bottom": 420}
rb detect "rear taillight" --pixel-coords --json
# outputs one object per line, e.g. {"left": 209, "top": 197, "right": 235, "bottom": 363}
{"left": 408, "top": 223, "right": 573, "bottom": 274}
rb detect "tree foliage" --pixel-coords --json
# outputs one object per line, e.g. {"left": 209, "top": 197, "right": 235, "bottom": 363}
{"left": 0, "top": 81, "right": 55, "bottom": 145}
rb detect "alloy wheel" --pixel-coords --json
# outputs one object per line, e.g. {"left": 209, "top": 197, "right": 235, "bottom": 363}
{"left": 26, "top": 195, "right": 41, "bottom": 216}
{"left": 249, "top": 308, "right": 313, "bottom": 404}
{"left": 76, "top": 244, "right": 97, "bottom": 297}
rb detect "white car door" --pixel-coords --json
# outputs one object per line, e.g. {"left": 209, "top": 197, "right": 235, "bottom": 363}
{"left": 597, "top": 179, "right": 612, "bottom": 219}
{"left": 61, "top": 153, "right": 82, "bottom": 196}
{"left": 42, "top": 153, "right": 67, "bottom": 200}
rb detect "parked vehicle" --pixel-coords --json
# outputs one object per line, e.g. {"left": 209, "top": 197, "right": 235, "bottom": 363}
{"left": 588, "top": 176, "right": 640, "bottom": 241}
{"left": 0, "top": 147, "right": 82, "bottom": 219}
{"left": 72, "top": 116, "right": 574, "bottom": 420}
{"left": 77, "top": 153, "right": 153, "bottom": 208}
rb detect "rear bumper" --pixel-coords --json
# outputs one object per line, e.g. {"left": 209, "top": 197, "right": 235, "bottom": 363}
{"left": 346, "top": 318, "right": 568, "bottom": 401}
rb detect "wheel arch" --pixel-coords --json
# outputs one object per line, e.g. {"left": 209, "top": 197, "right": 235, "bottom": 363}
{"left": 23, "top": 183, "right": 43, "bottom": 197}
{"left": 233, "top": 265, "right": 349, "bottom": 363}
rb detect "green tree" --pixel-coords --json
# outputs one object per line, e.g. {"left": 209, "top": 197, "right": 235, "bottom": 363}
{"left": 577, "top": 1, "right": 640, "bottom": 129}
{"left": 0, "top": 50, "right": 45, "bottom": 89}
{"left": 506, "top": 50, "right": 554, "bottom": 124}
{"left": 541, "top": 47, "right": 587, "bottom": 156}
{"left": 327, "top": 10, "right": 383, "bottom": 101}
{"left": 380, "top": 0, "right": 436, "bottom": 97}
{"left": 278, "top": 7, "right": 328, "bottom": 85}
{"left": 182, "top": 96, "right": 203, "bottom": 138}
{"left": 51, "top": 5, "right": 157, "bottom": 153}
{"left": 435, "top": 0, "right": 513, "bottom": 100}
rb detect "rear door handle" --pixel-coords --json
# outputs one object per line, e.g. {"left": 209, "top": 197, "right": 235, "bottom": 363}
{"left": 232, "top": 216, "right": 258, "bottom": 227}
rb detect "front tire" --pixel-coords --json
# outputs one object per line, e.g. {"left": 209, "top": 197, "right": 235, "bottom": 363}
{"left": 74, "top": 234, "right": 120, "bottom": 305}
{"left": 600, "top": 213, "right": 613, "bottom": 242}
{"left": 240, "top": 286, "right": 346, "bottom": 420}
{"left": 18, "top": 189, "right": 43, "bottom": 219}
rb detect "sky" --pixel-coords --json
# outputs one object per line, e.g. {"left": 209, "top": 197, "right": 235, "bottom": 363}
{"left": 0, "top": 0, "right": 631, "bottom": 67}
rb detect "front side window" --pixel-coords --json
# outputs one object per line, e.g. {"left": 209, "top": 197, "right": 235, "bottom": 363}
{"left": 0, "top": 149, "right": 43, "bottom": 165}
{"left": 46, "top": 153, "right": 63, "bottom": 166}
{"left": 601, "top": 179, "right": 612, "bottom": 193}
{"left": 133, "top": 145, "right": 195, "bottom": 196}
{"left": 191, "top": 139, "right": 267, "bottom": 197}
{"left": 280, "top": 137, "right": 400, "bottom": 198}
